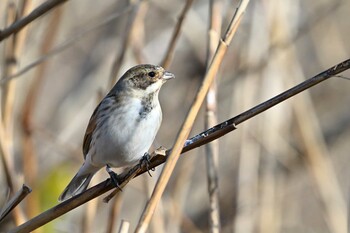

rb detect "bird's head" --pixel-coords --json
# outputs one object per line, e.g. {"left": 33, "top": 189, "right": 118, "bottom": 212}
{"left": 115, "top": 64, "right": 175, "bottom": 95}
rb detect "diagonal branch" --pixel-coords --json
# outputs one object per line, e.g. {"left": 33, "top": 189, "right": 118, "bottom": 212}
{"left": 160, "top": 0, "right": 194, "bottom": 69}
{"left": 8, "top": 58, "right": 350, "bottom": 233}
{"left": 0, "top": 185, "right": 32, "bottom": 223}
{"left": 0, "top": 0, "right": 68, "bottom": 42}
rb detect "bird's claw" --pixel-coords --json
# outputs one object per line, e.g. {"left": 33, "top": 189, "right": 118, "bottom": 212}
{"left": 106, "top": 165, "right": 122, "bottom": 191}
{"left": 140, "top": 152, "right": 155, "bottom": 177}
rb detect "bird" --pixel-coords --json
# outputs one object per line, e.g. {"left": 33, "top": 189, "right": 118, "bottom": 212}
{"left": 59, "top": 64, "right": 174, "bottom": 202}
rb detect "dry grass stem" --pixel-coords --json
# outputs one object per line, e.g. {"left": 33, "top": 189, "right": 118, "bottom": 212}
{"left": 205, "top": 0, "right": 222, "bottom": 232}
{"left": 109, "top": 0, "right": 145, "bottom": 87}
{"left": 130, "top": 2, "right": 148, "bottom": 64}
{"left": 160, "top": 0, "right": 194, "bottom": 69}
{"left": 0, "top": 185, "right": 31, "bottom": 223}
{"left": 1, "top": 2, "right": 17, "bottom": 195}
{"left": 117, "top": 219, "right": 130, "bottom": 233}
{"left": 1, "top": 2, "right": 33, "bottom": 225}
{"left": 105, "top": 194, "right": 123, "bottom": 233}
{"left": 0, "top": 0, "right": 68, "bottom": 41}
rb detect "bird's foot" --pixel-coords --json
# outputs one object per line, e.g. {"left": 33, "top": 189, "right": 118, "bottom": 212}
{"left": 106, "top": 165, "right": 122, "bottom": 191}
{"left": 139, "top": 152, "right": 155, "bottom": 177}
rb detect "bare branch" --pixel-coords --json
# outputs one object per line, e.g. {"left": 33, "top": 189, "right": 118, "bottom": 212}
{"left": 0, "top": 0, "right": 68, "bottom": 42}
{"left": 0, "top": 185, "right": 32, "bottom": 223}
{"left": 160, "top": 0, "right": 194, "bottom": 69}
{"left": 205, "top": 0, "right": 222, "bottom": 232}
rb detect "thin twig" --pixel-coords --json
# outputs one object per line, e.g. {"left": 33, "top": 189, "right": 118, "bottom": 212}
{"left": 8, "top": 58, "right": 350, "bottom": 233}
{"left": 105, "top": 194, "right": 123, "bottom": 233}
{"left": 0, "top": 185, "right": 32, "bottom": 223}
{"left": 160, "top": 0, "right": 194, "bottom": 69}
{"left": 117, "top": 219, "right": 130, "bottom": 233}
{"left": 109, "top": 0, "right": 143, "bottom": 87}
{"left": 0, "top": 1, "right": 17, "bottom": 195}
{"left": 1, "top": 2, "right": 29, "bottom": 225}
{"left": 0, "top": 0, "right": 68, "bottom": 41}
{"left": 134, "top": 1, "right": 250, "bottom": 232}
{"left": 205, "top": 0, "right": 222, "bottom": 232}
{"left": 130, "top": 2, "right": 148, "bottom": 64}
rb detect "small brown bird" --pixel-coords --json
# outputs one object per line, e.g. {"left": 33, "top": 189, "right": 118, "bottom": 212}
{"left": 59, "top": 64, "right": 174, "bottom": 201}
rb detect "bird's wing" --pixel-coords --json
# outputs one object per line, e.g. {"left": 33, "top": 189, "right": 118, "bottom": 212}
{"left": 82, "top": 102, "right": 101, "bottom": 158}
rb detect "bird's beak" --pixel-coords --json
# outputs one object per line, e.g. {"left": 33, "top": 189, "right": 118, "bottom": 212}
{"left": 162, "top": 71, "right": 175, "bottom": 80}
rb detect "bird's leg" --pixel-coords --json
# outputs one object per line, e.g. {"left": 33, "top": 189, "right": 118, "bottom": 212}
{"left": 105, "top": 164, "right": 122, "bottom": 191}
{"left": 139, "top": 152, "right": 155, "bottom": 177}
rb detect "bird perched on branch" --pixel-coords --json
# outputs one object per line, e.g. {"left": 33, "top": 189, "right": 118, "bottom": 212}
{"left": 59, "top": 64, "right": 175, "bottom": 202}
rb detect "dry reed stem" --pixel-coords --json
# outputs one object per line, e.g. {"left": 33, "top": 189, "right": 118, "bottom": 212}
{"left": 134, "top": 1, "right": 251, "bottom": 232}
{"left": 256, "top": 2, "right": 288, "bottom": 232}
{"left": 117, "top": 219, "right": 130, "bottom": 233}
{"left": 130, "top": 2, "right": 148, "bottom": 64}
{"left": 1, "top": 2, "right": 31, "bottom": 225}
{"left": 81, "top": 198, "right": 98, "bottom": 233}
{"left": 205, "top": 0, "right": 222, "bottom": 232}
{"left": 168, "top": 155, "right": 196, "bottom": 231}
{"left": 143, "top": 172, "right": 165, "bottom": 233}
{"left": 3, "top": 2, "right": 16, "bottom": 140}
{"left": 7, "top": 58, "right": 350, "bottom": 232}
{"left": 0, "top": 0, "right": 68, "bottom": 41}
{"left": 1, "top": 2, "right": 17, "bottom": 195}
{"left": 109, "top": 0, "right": 143, "bottom": 87}
{"left": 0, "top": 185, "right": 31, "bottom": 223}
{"left": 160, "top": 0, "right": 194, "bottom": 69}
{"left": 0, "top": 119, "right": 15, "bottom": 193}
{"left": 234, "top": 77, "right": 260, "bottom": 233}
{"left": 105, "top": 194, "right": 123, "bottom": 233}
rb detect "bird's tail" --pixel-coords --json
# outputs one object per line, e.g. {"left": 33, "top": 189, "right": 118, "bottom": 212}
{"left": 58, "top": 163, "right": 98, "bottom": 202}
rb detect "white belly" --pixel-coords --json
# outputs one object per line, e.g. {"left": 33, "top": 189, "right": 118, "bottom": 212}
{"left": 87, "top": 98, "right": 162, "bottom": 168}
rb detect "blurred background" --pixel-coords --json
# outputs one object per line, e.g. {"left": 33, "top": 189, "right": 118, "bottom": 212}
{"left": 0, "top": 0, "right": 350, "bottom": 232}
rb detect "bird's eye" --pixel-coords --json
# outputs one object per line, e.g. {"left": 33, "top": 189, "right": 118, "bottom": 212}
{"left": 148, "top": 71, "right": 156, "bottom": 77}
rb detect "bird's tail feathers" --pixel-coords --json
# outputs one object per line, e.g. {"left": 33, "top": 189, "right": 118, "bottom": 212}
{"left": 58, "top": 164, "right": 97, "bottom": 202}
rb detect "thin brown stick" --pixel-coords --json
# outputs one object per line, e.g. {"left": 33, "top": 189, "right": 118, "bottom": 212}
{"left": 205, "top": 0, "right": 222, "bottom": 232}
{"left": 0, "top": 0, "right": 68, "bottom": 42}
{"left": 160, "top": 0, "right": 194, "bottom": 69}
{"left": 1, "top": 2, "right": 29, "bottom": 225}
{"left": 130, "top": 2, "right": 148, "bottom": 64}
{"left": 105, "top": 194, "right": 123, "bottom": 233}
{"left": 134, "top": 1, "right": 251, "bottom": 232}
{"left": 109, "top": 0, "right": 143, "bottom": 87}
{"left": 0, "top": 185, "right": 32, "bottom": 223}
{"left": 117, "top": 219, "right": 130, "bottom": 233}
{"left": 3, "top": 2, "right": 17, "bottom": 137}
{"left": 8, "top": 58, "right": 350, "bottom": 233}
{"left": 1, "top": 1, "right": 17, "bottom": 195}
